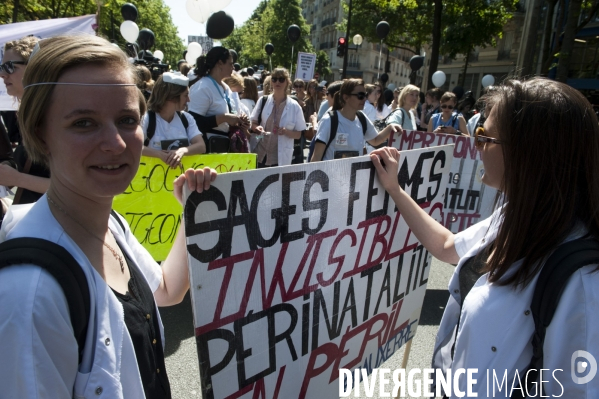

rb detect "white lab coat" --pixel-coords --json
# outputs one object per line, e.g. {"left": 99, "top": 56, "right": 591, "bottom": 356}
{"left": 432, "top": 207, "right": 599, "bottom": 397}
{"left": 0, "top": 196, "right": 164, "bottom": 398}
{"left": 250, "top": 95, "right": 306, "bottom": 166}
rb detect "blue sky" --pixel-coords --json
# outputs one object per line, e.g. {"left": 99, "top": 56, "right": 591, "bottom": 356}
{"left": 163, "top": 0, "right": 263, "bottom": 44}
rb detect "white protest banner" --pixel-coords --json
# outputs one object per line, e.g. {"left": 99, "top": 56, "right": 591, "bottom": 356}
{"left": 183, "top": 146, "right": 453, "bottom": 398}
{"left": 295, "top": 52, "right": 316, "bottom": 81}
{"left": 0, "top": 15, "right": 96, "bottom": 110}
{"left": 388, "top": 130, "right": 498, "bottom": 233}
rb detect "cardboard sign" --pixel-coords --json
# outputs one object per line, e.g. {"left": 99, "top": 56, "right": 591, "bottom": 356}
{"left": 113, "top": 154, "right": 256, "bottom": 261}
{"left": 184, "top": 146, "right": 453, "bottom": 398}
{"left": 295, "top": 52, "right": 317, "bottom": 81}
{"left": 389, "top": 130, "right": 498, "bottom": 233}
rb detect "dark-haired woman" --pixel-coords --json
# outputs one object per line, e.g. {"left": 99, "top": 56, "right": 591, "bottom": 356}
{"left": 370, "top": 78, "right": 599, "bottom": 397}
{"left": 142, "top": 72, "right": 205, "bottom": 168}
{"left": 310, "top": 79, "right": 400, "bottom": 162}
{"left": 187, "top": 46, "right": 249, "bottom": 150}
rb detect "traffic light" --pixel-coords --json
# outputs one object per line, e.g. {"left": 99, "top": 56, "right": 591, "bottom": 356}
{"left": 337, "top": 37, "right": 347, "bottom": 57}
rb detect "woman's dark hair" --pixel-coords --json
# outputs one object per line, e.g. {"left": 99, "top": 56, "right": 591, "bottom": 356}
{"left": 327, "top": 81, "right": 343, "bottom": 98}
{"left": 190, "top": 46, "right": 232, "bottom": 85}
{"left": 242, "top": 77, "right": 259, "bottom": 103}
{"left": 333, "top": 78, "right": 364, "bottom": 111}
{"left": 482, "top": 78, "right": 599, "bottom": 287}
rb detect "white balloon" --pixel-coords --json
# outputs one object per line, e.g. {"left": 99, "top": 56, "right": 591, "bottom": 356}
{"left": 154, "top": 50, "right": 164, "bottom": 61}
{"left": 186, "top": 42, "right": 203, "bottom": 65}
{"left": 432, "top": 70, "right": 446, "bottom": 88}
{"left": 186, "top": 0, "right": 212, "bottom": 24}
{"left": 210, "top": 0, "right": 232, "bottom": 12}
{"left": 482, "top": 74, "right": 495, "bottom": 88}
{"left": 120, "top": 21, "right": 139, "bottom": 43}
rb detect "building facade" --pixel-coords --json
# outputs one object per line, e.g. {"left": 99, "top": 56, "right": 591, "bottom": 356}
{"left": 300, "top": 0, "right": 424, "bottom": 89}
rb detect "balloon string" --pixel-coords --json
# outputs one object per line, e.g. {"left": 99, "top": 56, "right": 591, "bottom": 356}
{"left": 291, "top": 45, "right": 294, "bottom": 76}
{"left": 377, "top": 40, "right": 382, "bottom": 79}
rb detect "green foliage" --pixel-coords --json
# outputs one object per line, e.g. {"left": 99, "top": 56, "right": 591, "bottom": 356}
{"left": 222, "top": 0, "right": 315, "bottom": 72}
{"left": 315, "top": 50, "right": 331, "bottom": 77}
{"left": 346, "top": 0, "right": 516, "bottom": 57}
{"left": 0, "top": 0, "right": 185, "bottom": 69}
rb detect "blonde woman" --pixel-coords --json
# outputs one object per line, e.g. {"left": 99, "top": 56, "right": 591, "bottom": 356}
{"left": 0, "top": 34, "right": 217, "bottom": 398}
{"left": 385, "top": 84, "right": 419, "bottom": 130}
{"left": 142, "top": 72, "right": 205, "bottom": 168}
{"left": 250, "top": 68, "right": 305, "bottom": 167}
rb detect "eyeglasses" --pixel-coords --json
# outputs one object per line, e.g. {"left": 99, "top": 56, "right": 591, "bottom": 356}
{"left": 294, "top": 84, "right": 304, "bottom": 88}
{"left": 475, "top": 126, "right": 502, "bottom": 148}
{"left": 0, "top": 60, "right": 26, "bottom": 74}
{"left": 350, "top": 92, "right": 367, "bottom": 100}
{"left": 272, "top": 77, "right": 286, "bottom": 83}
{"left": 441, "top": 104, "right": 454, "bottom": 110}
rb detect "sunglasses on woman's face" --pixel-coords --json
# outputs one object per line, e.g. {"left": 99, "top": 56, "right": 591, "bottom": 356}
{"left": 294, "top": 84, "right": 304, "bottom": 89}
{"left": 0, "top": 60, "right": 26, "bottom": 74}
{"left": 441, "top": 104, "right": 454, "bottom": 110}
{"left": 272, "top": 77, "right": 286, "bottom": 83}
{"left": 350, "top": 92, "right": 367, "bottom": 100}
{"left": 475, "top": 126, "right": 502, "bottom": 149}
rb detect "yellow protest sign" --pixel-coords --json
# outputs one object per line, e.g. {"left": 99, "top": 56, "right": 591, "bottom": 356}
{"left": 113, "top": 154, "right": 256, "bottom": 261}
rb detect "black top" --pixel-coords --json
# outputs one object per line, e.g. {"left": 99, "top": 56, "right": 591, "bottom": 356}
{"left": 458, "top": 245, "right": 491, "bottom": 307}
{"left": 111, "top": 249, "right": 171, "bottom": 399}
{"left": 13, "top": 145, "right": 50, "bottom": 204}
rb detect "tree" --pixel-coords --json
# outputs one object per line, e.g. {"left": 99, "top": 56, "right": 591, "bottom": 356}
{"left": 0, "top": 0, "right": 185, "bottom": 68}
{"left": 442, "top": 0, "right": 517, "bottom": 87}
{"left": 315, "top": 50, "right": 332, "bottom": 78}
{"left": 223, "top": 0, "right": 315, "bottom": 72}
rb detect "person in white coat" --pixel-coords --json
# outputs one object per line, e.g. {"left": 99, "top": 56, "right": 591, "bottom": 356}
{"left": 370, "top": 78, "right": 599, "bottom": 398}
{"left": 250, "top": 68, "right": 306, "bottom": 167}
{"left": 0, "top": 34, "right": 217, "bottom": 399}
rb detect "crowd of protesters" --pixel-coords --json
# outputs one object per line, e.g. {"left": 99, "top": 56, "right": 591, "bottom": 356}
{"left": 1, "top": 35, "right": 598, "bottom": 399}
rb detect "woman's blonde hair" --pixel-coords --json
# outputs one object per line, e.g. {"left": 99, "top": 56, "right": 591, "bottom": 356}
{"left": 147, "top": 75, "right": 188, "bottom": 113}
{"left": 223, "top": 74, "right": 243, "bottom": 90}
{"left": 398, "top": 84, "right": 420, "bottom": 109}
{"left": 18, "top": 35, "right": 145, "bottom": 166}
{"left": 262, "top": 76, "right": 272, "bottom": 95}
{"left": 3, "top": 36, "right": 39, "bottom": 61}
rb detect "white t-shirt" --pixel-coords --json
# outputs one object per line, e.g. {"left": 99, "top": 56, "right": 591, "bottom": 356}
{"left": 188, "top": 77, "right": 235, "bottom": 133}
{"left": 315, "top": 111, "right": 378, "bottom": 161}
{"left": 241, "top": 98, "right": 256, "bottom": 114}
{"left": 376, "top": 103, "right": 391, "bottom": 120}
{"left": 141, "top": 111, "right": 202, "bottom": 150}
{"left": 363, "top": 101, "right": 377, "bottom": 122}
{"left": 385, "top": 107, "right": 417, "bottom": 130}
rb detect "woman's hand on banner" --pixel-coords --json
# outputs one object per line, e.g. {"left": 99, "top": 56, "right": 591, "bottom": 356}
{"left": 173, "top": 167, "right": 217, "bottom": 205}
{"left": 370, "top": 147, "right": 401, "bottom": 194}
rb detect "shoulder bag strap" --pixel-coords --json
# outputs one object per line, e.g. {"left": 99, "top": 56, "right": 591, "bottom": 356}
{"left": 323, "top": 110, "right": 339, "bottom": 155}
{"left": 177, "top": 111, "right": 189, "bottom": 132}
{"left": 144, "top": 110, "right": 156, "bottom": 147}
{"left": 356, "top": 111, "right": 367, "bottom": 135}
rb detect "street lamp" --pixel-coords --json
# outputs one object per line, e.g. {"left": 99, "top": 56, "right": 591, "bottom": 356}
{"left": 353, "top": 34, "right": 363, "bottom": 46}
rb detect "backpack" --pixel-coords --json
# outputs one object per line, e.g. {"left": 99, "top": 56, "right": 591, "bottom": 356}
{"left": 144, "top": 110, "right": 189, "bottom": 147}
{"left": 373, "top": 107, "right": 408, "bottom": 132}
{"left": 0, "top": 210, "right": 126, "bottom": 364}
{"left": 307, "top": 110, "right": 367, "bottom": 162}
{"left": 510, "top": 237, "right": 599, "bottom": 398}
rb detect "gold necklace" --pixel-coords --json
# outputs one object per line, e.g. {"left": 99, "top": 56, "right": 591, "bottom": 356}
{"left": 47, "top": 195, "right": 125, "bottom": 273}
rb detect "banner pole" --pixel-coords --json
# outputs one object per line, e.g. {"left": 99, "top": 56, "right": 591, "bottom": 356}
{"left": 394, "top": 339, "right": 413, "bottom": 399}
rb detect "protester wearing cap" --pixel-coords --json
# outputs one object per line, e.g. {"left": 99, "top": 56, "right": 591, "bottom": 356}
{"left": 142, "top": 72, "right": 205, "bottom": 168}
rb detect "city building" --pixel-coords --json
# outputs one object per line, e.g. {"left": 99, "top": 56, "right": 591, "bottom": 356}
{"left": 301, "top": 0, "right": 424, "bottom": 89}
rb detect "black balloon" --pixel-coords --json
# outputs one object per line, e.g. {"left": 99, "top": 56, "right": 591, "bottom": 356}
{"left": 234, "top": 63, "right": 241, "bottom": 71}
{"left": 229, "top": 49, "right": 238, "bottom": 63}
{"left": 380, "top": 73, "right": 389, "bottom": 84}
{"left": 121, "top": 3, "right": 138, "bottom": 22}
{"left": 452, "top": 86, "right": 465, "bottom": 101}
{"left": 409, "top": 55, "right": 425, "bottom": 71}
{"left": 287, "top": 25, "right": 301, "bottom": 43}
{"left": 265, "top": 43, "right": 274, "bottom": 55}
{"left": 138, "top": 28, "right": 155, "bottom": 51}
{"left": 206, "top": 11, "right": 235, "bottom": 39}
{"left": 376, "top": 21, "right": 390, "bottom": 40}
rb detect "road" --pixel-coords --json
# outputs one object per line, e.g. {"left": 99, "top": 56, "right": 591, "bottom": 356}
{"left": 159, "top": 257, "right": 455, "bottom": 399}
